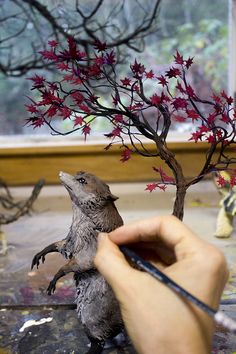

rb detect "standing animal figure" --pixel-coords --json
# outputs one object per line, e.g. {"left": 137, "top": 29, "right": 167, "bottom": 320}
{"left": 31, "top": 171, "right": 124, "bottom": 354}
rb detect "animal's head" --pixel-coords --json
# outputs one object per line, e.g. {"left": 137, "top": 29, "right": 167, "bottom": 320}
{"left": 59, "top": 171, "right": 118, "bottom": 208}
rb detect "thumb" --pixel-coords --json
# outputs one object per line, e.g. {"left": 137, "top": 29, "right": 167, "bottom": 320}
{"left": 94, "top": 233, "right": 137, "bottom": 299}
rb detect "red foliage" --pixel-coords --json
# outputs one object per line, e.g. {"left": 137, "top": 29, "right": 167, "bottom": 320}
{"left": 26, "top": 38, "right": 236, "bottom": 192}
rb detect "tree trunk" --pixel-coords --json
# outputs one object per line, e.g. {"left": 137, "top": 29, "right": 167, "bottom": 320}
{"left": 172, "top": 184, "right": 187, "bottom": 221}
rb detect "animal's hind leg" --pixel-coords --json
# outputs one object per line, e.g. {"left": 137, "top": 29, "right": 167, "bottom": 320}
{"left": 31, "top": 239, "right": 66, "bottom": 269}
{"left": 85, "top": 337, "right": 105, "bottom": 354}
{"left": 47, "top": 257, "right": 79, "bottom": 295}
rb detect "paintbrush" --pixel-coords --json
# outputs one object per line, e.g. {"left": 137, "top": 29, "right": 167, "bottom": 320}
{"left": 120, "top": 245, "right": 236, "bottom": 334}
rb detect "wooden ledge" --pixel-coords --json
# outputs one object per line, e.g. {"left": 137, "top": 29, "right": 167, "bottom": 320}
{"left": 0, "top": 142, "right": 234, "bottom": 185}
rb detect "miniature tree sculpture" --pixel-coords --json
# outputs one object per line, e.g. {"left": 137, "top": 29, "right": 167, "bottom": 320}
{"left": 26, "top": 38, "right": 236, "bottom": 220}
{"left": 0, "top": 178, "right": 44, "bottom": 254}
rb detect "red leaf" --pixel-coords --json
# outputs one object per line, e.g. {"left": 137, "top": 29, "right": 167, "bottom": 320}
{"left": 176, "top": 81, "right": 185, "bottom": 93}
{"left": 221, "top": 113, "right": 230, "bottom": 124}
{"left": 221, "top": 90, "right": 234, "bottom": 105}
{"left": 111, "top": 126, "right": 122, "bottom": 137}
{"left": 59, "top": 107, "right": 71, "bottom": 119}
{"left": 56, "top": 62, "right": 70, "bottom": 71}
{"left": 27, "top": 74, "right": 45, "bottom": 88}
{"left": 230, "top": 175, "right": 236, "bottom": 187}
{"left": 39, "top": 50, "right": 58, "bottom": 61}
{"left": 186, "top": 109, "right": 199, "bottom": 122}
{"left": 172, "top": 97, "right": 188, "bottom": 110}
{"left": 105, "top": 51, "right": 116, "bottom": 65}
{"left": 206, "top": 134, "right": 215, "bottom": 143}
{"left": 94, "top": 40, "right": 107, "bottom": 52}
{"left": 25, "top": 104, "right": 38, "bottom": 114}
{"left": 48, "top": 40, "right": 58, "bottom": 48}
{"left": 71, "top": 92, "right": 84, "bottom": 104}
{"left": 73, "top": 115, "right": 84, "bottom": 127}
{"left": 145, "top": 183, "right": 159, "bottom": 192}
{"left": 145, "top": 70, "right": 155, "bottom": 79}
{"left": 120, "top": 77, "right": 131, "bottom": 86}
{"left": 185, "top": 85, "right": 195, "bottom": 97}
{"left": 174, "top": 115, "right": 186, "bottom": 122}
{"left": 120, "top": 148, "right": 132, "bottom": 162}
{"left": 46, "top": 105, "right": 58, "bottom": 118}
{"left": 165, "top": 67, "right": 181, "bottom": 79}
{"left": 207, "top": 113, "right": 216, "bottom": 125}
{"left": 131, "top": 59, "right": 145, "bottom": 78}
{"left": 151, "top": 94, "right": 161, "bottom": 106}
{"left": 26, "top": 117, "right": 44, "bottom": 129}
{"left": 157, "top": 75, "right": 168, "bottom": 87}
{"left": 79, "top": 104, "right": 90, "bottom": 114}
{"left": 174, "top": 50, "right": 184, "bottom": 65}
{"left": 188, "top": 131, "right": 202, "bottom": 143}
{"left": 113, "top": 114, "right": 124, "bottom": 123}
{"left": 185, "top": 57, "right": 194, "bottom": 69}
{"left": 82, "top": 125, "right": 91, "bottom": 140}
{"left": 153, "top": 167, "right": 175, "bottom": 183}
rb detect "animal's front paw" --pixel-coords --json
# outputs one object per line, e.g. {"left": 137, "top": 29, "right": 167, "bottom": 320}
{"left": 47, "top": 279, "right": 56, "bottom": 296}
{"left": 31, "top": 252, "right": 46, "bottom": 270}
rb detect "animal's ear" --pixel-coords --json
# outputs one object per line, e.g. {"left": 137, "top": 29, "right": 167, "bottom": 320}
{"left": 108, "top": 193, "right": 119, "bottom": 201}
{"left": 103, "top": 187, "right": 119, "bottom": 201}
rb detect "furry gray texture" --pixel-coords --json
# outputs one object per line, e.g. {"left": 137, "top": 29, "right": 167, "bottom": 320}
{"left": 32, "top": 171, "right": 124, "bottom": 344}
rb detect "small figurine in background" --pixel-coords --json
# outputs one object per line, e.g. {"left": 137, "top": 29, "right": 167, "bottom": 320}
{"left": 214, "top": 171, "right": 236, "bottom": 238}
{"left": 0, "top": 178, "right": 44, "bottom": 254}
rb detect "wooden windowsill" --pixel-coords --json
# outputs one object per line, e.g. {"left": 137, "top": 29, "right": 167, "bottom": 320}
{"left": 0, "top": 141, "right": 234, "bottom": 186}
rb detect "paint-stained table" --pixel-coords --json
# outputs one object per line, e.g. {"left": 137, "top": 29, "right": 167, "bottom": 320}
{"left": 0, "top": 182, "right": 236, "bottom": 353}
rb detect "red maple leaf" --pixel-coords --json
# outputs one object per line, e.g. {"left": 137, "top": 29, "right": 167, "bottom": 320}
{"left": 79, "top": 104, "right": 90, "bottom": 114}
{"left": 207, "top": 113, "right": 217, "bottom": 125}
{"left": 199, "top": 125, "right": 210, "bottom": 133}
{"left": 105, "top": 51, "right": 116, "bottom": 65}
{"left": 206, "top": 134, "right": 215, "bottom": 143}
{"left": 59, "top": 107, "right": 71, "bottom": 119}
{"left": 26, "top": 117, "right": 44, "bottom": 129}
{"left": 82, "top": 125, "right": 91, "bottom": 140}
{"left": 172, "top": 97, "right": 188, "bottom": 110}
{"left": 111, "top": 126, "right": 122, "bottom": 137}
{"left": 153, "top": 167, "right": 175, "bottom": 183}
{"left": 174, "top": 115, "right": 186, "bottom": 122}
{"left": 230, "top": 175, "right": 236, "bottom": 187}
{"left": 221, "top": 90, "right": 234, "bottom": 105}
{"left": 221, "top": 113, "right": 230, "bottom": 124}
{"left": 39, "top": 50, "right": 58, "bottom": 61}
{"left": 186, "top": 109, "right": 199, "bottom": 122}
{"left": 113, "top": 114, "right": 124, "bottom": 123}
{"left": 176, "top": 81, "right": 185, "bottom": 93}
{"left": 27, "top": 74, "right": 45, "bottom": 88}
{"left": 185, "top": 85, "right": 195, "bottom": 97}
{"left": 174, "top": 50, "right": 184, "bottom": 65}
{"left": 145, "top": 70, "right": 155, "bottom": 79}
{"left": 25, "top": 104, "right": 38, "bottom": 114}
{"left": 131, "top": 59, "right": 145, "bottom": 78}
{"left": 188, "top": 131, "right": 202, "bottom": 143}
{"left": 120, "top": 148, "right": 132, "bottom": 162}
{"left": 46, "top": 105, "right": 58, "bottom": 118}
{"left": 120, "top": 77, "right": 131, "bottom": 86}
{"left": 145, "top": 183, "right": 159, "bottom": 192}
{"left": 73, "top": 115, "right": 84, "bottom": 127}
{"left": 165, "top": 67, "right": 181, "bottom": 78}
{"left": 48, "top": 40, "right": 58, "bottom": 48}
{"left": 71, "top": 92, "right": 84, "bottom": 104}
{"left": 56, "top": 62, "right": 70, "bottom": 71}
{"left": 185, "top": 57, "right": 194, "bottom": 69}
{"left": 94, "top": 40, "right": 107, "bottom": 52}
{"left": 151, "top": 94, "right": 161, "bottom": 106}
{"left": 157, "top": 75, "right": 168, "bottom": 87}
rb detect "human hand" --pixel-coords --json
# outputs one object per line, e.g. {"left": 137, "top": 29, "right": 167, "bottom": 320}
{"left": 94, "top": 215, "right": 228, "bottom": 354}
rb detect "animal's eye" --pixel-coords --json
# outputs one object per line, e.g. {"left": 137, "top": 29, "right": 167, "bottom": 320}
{"left": 77, "top": 177, "right": 87, "bottom": 184}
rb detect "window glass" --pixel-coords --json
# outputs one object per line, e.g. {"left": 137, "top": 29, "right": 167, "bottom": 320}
{"left": 0, "top": 0, "right": 229, "bottom": 141}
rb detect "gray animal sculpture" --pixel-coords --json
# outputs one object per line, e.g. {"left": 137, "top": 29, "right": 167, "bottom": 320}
{"left": 31, "top": 171, "right": 124, "bottom": 354}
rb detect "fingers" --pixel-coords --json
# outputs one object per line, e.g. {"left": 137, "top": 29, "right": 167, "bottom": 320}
{"left": 108, "top": 215, "right": 199, "bottom": 249}
{"left": 94, "top": 233, "right": 139, "bottom": 298}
